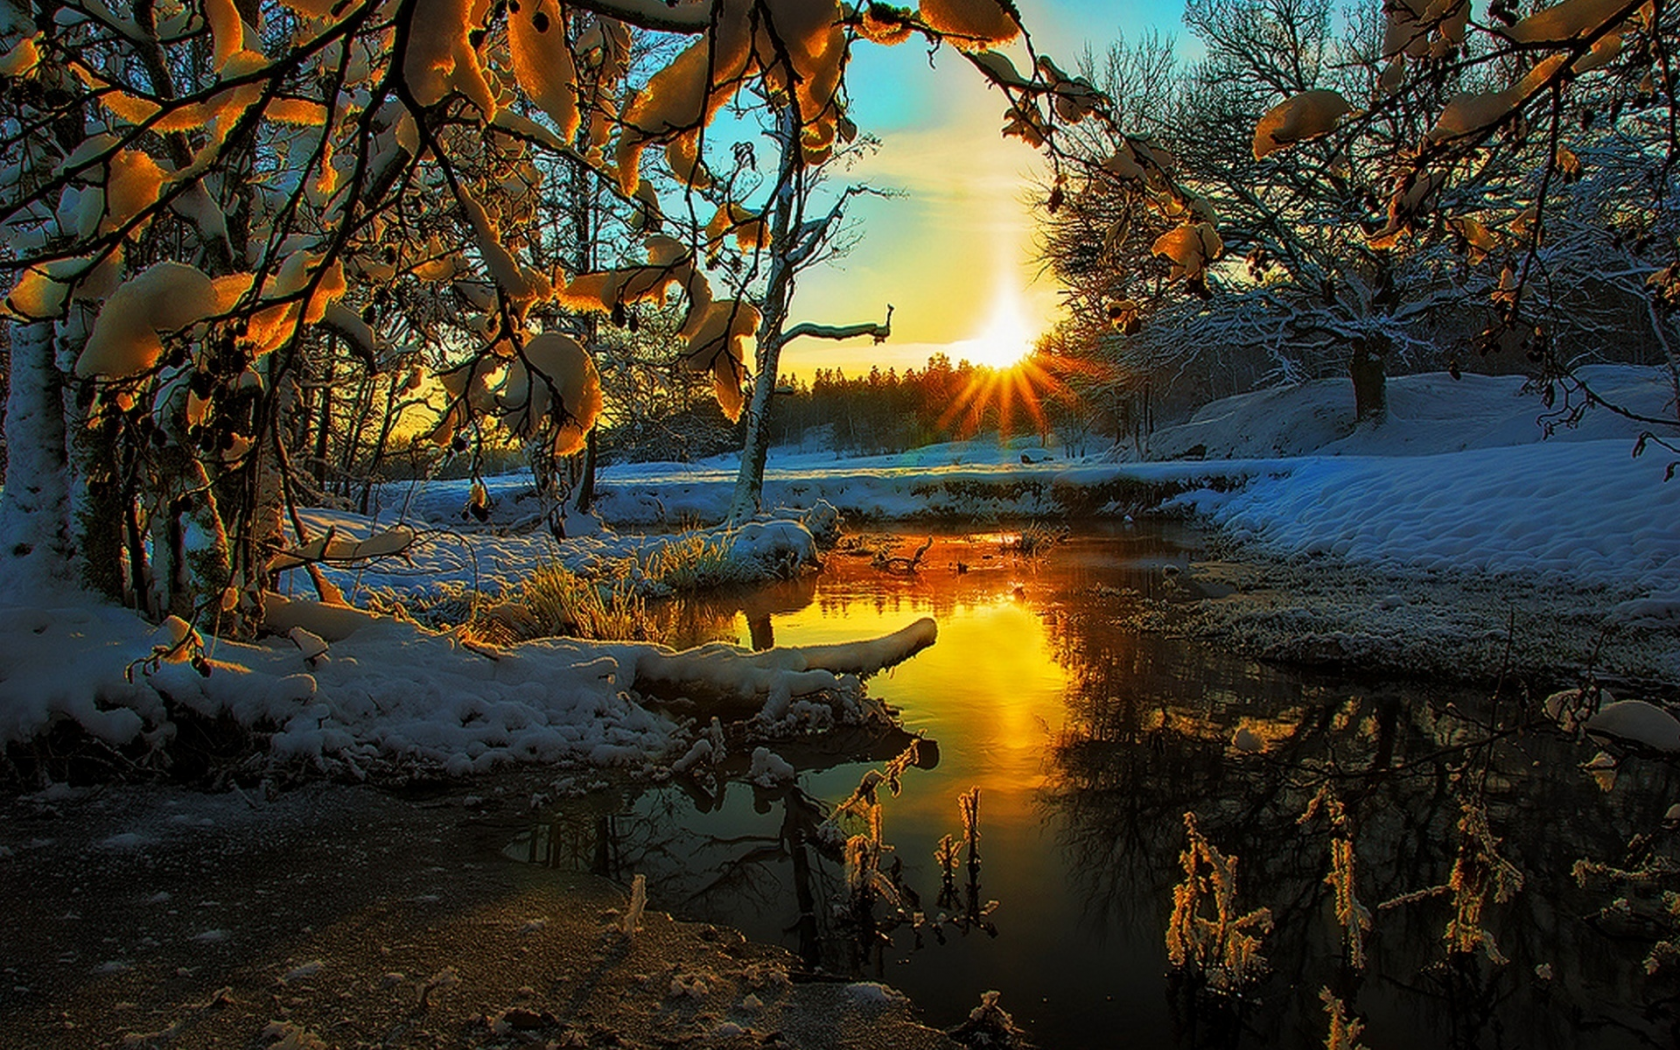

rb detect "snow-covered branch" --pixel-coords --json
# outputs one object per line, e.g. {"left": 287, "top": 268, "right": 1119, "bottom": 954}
{"left": 781, "top": 305, "right": 893, "bottom": 345}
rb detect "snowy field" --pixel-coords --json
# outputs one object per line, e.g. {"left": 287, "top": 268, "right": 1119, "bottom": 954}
{"left": 4, "top": 365, "right": 1678, "bottom": 776}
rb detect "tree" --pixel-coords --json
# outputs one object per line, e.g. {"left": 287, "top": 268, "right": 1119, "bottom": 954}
{"left": 724, "top": 108, "right": 893, "bottom": 524}
{"left": 0, "top": 1, "right": 1107, "bottom": 628}
{"left": 1041, "top": 0, "right": 1679, "bottom": 443}
{"left": 3, "top": 0, "right": 1675, "bottom": 633}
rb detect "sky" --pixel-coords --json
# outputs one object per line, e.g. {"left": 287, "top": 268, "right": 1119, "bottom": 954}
{"left": 778, "top": 1, "right": 1187, "bottom": 379}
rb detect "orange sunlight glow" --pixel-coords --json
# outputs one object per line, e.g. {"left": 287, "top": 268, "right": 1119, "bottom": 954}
{"left": 932, "top": 288, "right": 1111, "bottom": 440}
{"left": 938, "top": 353, "right": 1072, "bottom": 439}
{"left": 963, "top": 291, "right": 1038, "bottom": 370}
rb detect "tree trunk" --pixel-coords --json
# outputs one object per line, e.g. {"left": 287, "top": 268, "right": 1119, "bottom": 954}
{"left": 1349, "top": 338, "right": 1387, "bottom": 424}
{"left": 575, "top": 426, "right": 598, "bottom": 513}
{"left": 0, "top": 320, "right": 73, "bottom": 597}
{"left": 728, "top": 335, "right": 786, "bottom": 524}
{"left": 149, "top": 447, "right": 232, "bottom": 620}
{"left": 570, "top": 153, "right": 601, "bottom": 516}
{"left": 728, "top": 111, "right": 804, "bottom": 525}
{"left": 313, "top": 353, "right": 334, "bottom": 485}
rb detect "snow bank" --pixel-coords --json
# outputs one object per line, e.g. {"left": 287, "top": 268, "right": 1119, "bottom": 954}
{"left": 377, "top": 439, "right": 1216, "bottom": 531}
{"left": 1176, "top": 438, "right": 1680, "bottom": 596}
{"left": 1136, "top": 365, "right": 1672, "bottom": 461}
{"left": 10, "top": 366, "right": 1677, "bottom": 772}
{"left": 0, "top": 599, "right": 938, "bottom": 776}
{"left": 0, "top": 600, "right": 673, "bottom": 776}
{"left": 341, "top": 368, "right": 1680, "bottom": 613}
{"left": 283, "top": 502, "right": 832, "bottom": 604}
{"left": 384, "top": 370, "right": 1676, "bottom": 532}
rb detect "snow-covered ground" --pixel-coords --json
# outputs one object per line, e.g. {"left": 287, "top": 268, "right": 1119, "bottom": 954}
{"left": 3, "top": 365, "right": 1678, "bottom": 777}
{"left": 425, "top": 365, "right": 1678, "bottom": 607}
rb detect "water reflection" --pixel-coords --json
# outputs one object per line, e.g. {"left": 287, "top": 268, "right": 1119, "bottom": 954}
{"left": 508, "top": 527, "right": 1680, "bottom": 1049}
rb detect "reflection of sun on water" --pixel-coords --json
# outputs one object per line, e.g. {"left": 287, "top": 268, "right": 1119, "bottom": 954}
{"left": 748, "top": 543, "right": 1071, "bottom": 826}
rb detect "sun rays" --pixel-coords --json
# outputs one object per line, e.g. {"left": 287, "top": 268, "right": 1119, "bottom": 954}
{"left": 935, "top": 347, "right": 1098, "bottom": 439}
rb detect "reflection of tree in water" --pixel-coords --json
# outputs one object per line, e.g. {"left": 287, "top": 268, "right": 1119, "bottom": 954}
{"left": 510, "top": 731, "right": 992, "bottom": 983}
{"left": 1039, "top": 594, "right": 1680, "bottom": 1049}
{"left": 657, "top": 573, "right": 819, "bottom": 651}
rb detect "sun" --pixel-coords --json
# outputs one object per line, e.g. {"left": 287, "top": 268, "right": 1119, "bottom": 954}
{"left": 964, "top": 292, "right": 1038, "bottom": 370}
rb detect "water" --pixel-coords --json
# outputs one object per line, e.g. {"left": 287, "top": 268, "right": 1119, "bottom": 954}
{"left": 508, "top": 526, "right": 1680, "bottom": 1048}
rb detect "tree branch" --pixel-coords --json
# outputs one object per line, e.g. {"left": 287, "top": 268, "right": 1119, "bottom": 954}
{"left": 781, "top": 305, "right": 893, "bottom": 345}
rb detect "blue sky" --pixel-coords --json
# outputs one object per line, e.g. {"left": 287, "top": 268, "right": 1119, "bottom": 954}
{"left": 780, "top": 0, "right": 1189, "bottom": 376}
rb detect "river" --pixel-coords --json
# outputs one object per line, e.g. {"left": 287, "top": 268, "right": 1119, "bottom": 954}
{"left": 508, "top": 526, "right": 1680, "bottom": 1049}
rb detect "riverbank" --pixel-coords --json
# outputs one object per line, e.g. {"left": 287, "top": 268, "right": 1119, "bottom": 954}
{"left": 1131, "top": 545, "right": 1680, "bottom": 692}
{"left": 577, "top": 364, "right": 1680, "bottom": 690}
{"left": 0, "top": 769, "right": 962, "bottom": 1050}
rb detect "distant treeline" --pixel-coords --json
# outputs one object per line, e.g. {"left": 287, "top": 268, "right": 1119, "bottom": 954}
{"left": 768, "top": 354, "right": 1029, "bottom": 454}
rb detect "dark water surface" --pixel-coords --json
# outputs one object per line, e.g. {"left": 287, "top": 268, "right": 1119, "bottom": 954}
{"left": 509, "top": 526, "right": 1680, "bottom": 1049}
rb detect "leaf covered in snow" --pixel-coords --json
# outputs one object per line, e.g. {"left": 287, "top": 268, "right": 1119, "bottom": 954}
{"left": 1252, "top": 90, "right": 1350, "bottom": 160}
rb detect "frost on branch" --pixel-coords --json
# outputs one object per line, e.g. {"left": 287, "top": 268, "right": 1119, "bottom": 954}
{"left": 1368, "top": 170, "right": 1444, "bottom": 249}
{"left": 243, "top": 253, "right": 348, "bottom": 355}
{"left": 74, "top": 49, "right": 279, "bottom": 151}
{"left": 1038, "top": 56, "right": 1105, "bottom": 123}
{"left": 1166, "top": 813, "right": 1273, "bottom": 992}
{"left": 428, "top": 356, "right": 504, "bottom": 446}
{"left": 3, "top": 255, "right": 123, "bottom": 322}
{"left": 267, "top": 525, "right": 419, "bottom": 573}
{"left": 402, "top": 0, "right": 498, "bottom": 118}
{"left": 75, "top": 144, "right": 166, "bottom": 239}
{"left": 1428, "top": 56, "right": 1569, "bottom": 144}
{"left": 1378, "top": 0, "right": 1468, "bottom": 89}
{"left": 557, "top": 235, "right": 705, "bottom": 322}
{"left": 0, "top": 29, "right": 41, "bottom": 76}
{"left": 614, "top": 0, "right": 846, "bottom": 192}
{"left": 460, "top": 187, "right": 553, "bottom": 306}
{"left": 204, "top": 0, "right": 252, "bottom": 72}
{"left": 1151, "top": 223, "right": 1224, "bottom": 283}
{"left": 75, "top": 262, "right": 227, "bottom": 380}
{"left": 858, "top": 3, "right": 915, "bottom": 45}
{"left": 705, "top": 202, "right": 771, "bottom": 259}
{"left": 508, "top": 0, "right": 581, "bottom": 141}
{"left": 614, "top": 6, "right": 756, "bottom": 192}
{"left": 1501, "top": 0, "right": 1633, "bottom": 43}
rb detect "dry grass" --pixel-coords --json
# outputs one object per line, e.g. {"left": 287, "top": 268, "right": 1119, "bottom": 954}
{"left": 641, "top": 532, "right": 747, "bottom": 593}
{"left": 498, "top": 561, "right": 652, "bottom": 641}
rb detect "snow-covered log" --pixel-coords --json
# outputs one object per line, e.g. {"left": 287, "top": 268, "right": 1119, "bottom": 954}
{"left": 621, "top": 617, "right": 937, "bottom": 721}
{"left": 263, "top": 592, "right": 386, "bottom": 641}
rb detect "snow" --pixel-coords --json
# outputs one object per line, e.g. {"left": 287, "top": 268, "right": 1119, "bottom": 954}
{"left": 845, "top": 981, "right": 909, "bottom": 1006}
{"left": 98, "top": 832, "right": 152, "bottom": 850}
{"left": 1174, "top": 439, "right": 1680, "bottom": 591}
{"left": 5, "top": 364, "right": 1680, "bottom": 776}
{"left": 748, "top": 746, "right": 796, "bottom": 786}
{"left": 75, "top": 261, "right": 221, "bottom": 379}
{"left": 1584, "top": 700, "right": 1680, "bottom": 753}
{"left": 1133, "top": 366, "right": 1670, "bottom": 461}
{"left": 0, "top": 572, "right": 934, "bottom": 776}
